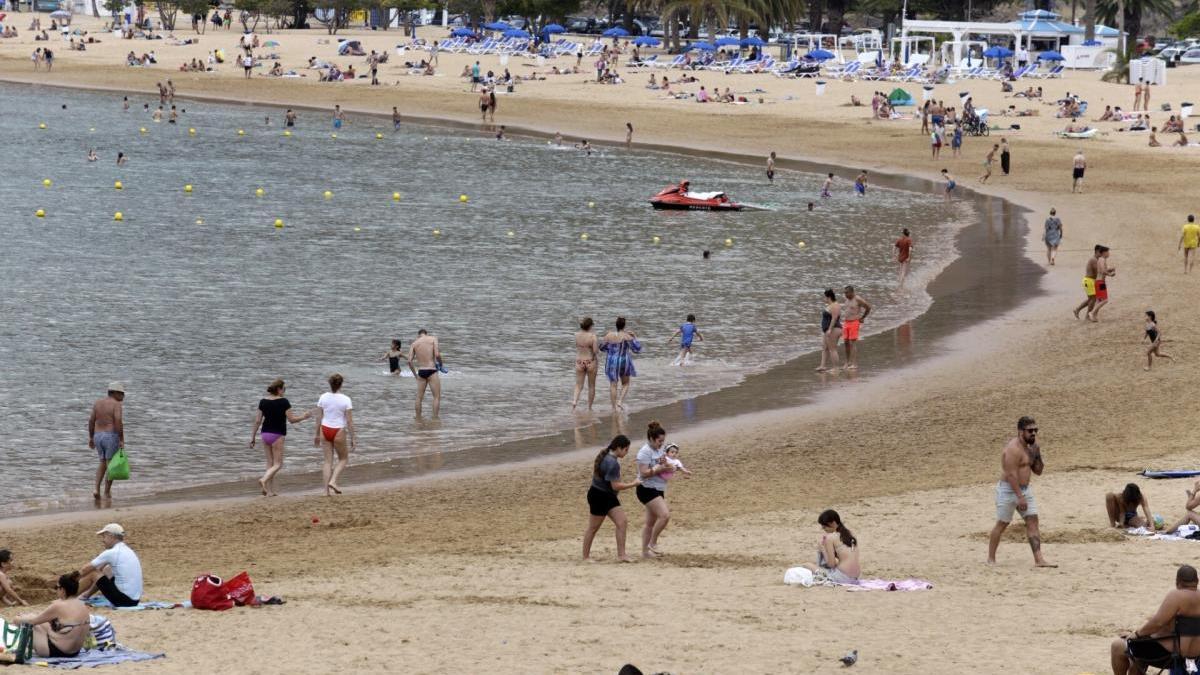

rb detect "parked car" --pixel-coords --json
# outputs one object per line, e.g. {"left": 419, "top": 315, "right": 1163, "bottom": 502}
{"left": 1180, "top": 48, "right": 1200, "bottom": 64}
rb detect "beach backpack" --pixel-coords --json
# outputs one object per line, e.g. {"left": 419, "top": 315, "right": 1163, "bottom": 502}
{"left": 87, "top": 614, "right": 116, "bottom": 650}
{"left": 190, "top": 574, "right": 234, "bottom": 611}
{"left": 0, "top": 621, "right": 33, "bottom": 664}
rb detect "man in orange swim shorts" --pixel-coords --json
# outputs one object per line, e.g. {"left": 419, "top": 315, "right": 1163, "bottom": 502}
{"left": 840, "top": 286, "right": 873, "bottom": 370}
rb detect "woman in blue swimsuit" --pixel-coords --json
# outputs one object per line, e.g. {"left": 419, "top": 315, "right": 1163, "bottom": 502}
{"left": 600, "top": 316, "right": 641, "bottom": 411}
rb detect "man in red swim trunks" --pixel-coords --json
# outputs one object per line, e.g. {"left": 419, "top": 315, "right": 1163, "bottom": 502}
{"left": 894, "top": 228, "right": 913, "bottom": 286}
{"left": 840, "top": 286, "right": 873, "bottom": 370}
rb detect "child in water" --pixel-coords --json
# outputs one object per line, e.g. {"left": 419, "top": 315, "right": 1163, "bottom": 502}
{"left": 659, "top": 444, "right": 692, "bottom": 481}
{"left": 1143, "top": 310, "right": 1172, "bottom": 371}
{"left": 382, "top": 339, "right": 404, "bottom": 375}
{"left": 667, "top": 314, "right": 703, "bottom": 366}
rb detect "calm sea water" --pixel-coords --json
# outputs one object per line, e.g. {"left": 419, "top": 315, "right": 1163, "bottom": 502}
{"left": 0, "top": 83, "right": 963, "bottom": 514}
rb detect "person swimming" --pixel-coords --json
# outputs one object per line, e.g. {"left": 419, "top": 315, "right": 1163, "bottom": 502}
{"left": 87, "top": 148, "right": 98, "bottom": 162}
{"left": 382, "top": 339, "right": 403, "bottom": 375}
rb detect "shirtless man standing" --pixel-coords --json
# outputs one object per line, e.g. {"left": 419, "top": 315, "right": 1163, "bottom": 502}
{"left": 1091, "top": 245, "right": 1116, "bottom": 322}
{"left": 840, "top": 286, "right": 873, "bottom": 370}
{"left": 1074, "top": 245, "right": 1101, "bottom": 320}
{"left": 572, "top": 317, "right": 599, "bottom": 411}
{"left": 987, "top": 416, "right": 1055, "bottom": 567}
{"left": 88, "top": 383, "right": 125, "bottom": 500}
{"left": 1072, "top": 149, "right": 1087, "bottom": 193}
{"left": 406, "top": 329, "right": 441, "bottom": 418}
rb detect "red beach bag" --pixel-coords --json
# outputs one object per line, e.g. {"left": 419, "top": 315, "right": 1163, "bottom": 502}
{"left": 219, "top": 572, "right": 258, "bottom": 607}
{"left": 190, "top": 574, "right": 234, "bottom": 611}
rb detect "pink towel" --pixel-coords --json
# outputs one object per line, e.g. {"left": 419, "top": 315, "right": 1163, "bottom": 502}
{"left": 841, "top": 578, "right": 933, "bottom": 592}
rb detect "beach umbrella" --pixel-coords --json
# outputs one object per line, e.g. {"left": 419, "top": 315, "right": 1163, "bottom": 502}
{"left": 483, "top": 21, "right": 511, "bottom": 31}
{"left": 805, "top": 49, "right": 835, "bottom": 61}
{"left": 502, "top": 28, "right": 530, "bottom": 38}
{"left": 982, "top": 46, "right": 1013, "bottom": 59}
{"left": 632, "top": 36, "right": 661, "bottom": 47}
{"left": 688, "top": 42, "right": 717, "bottom": 51}
{"left": 602, "top": 26, "right": 629, "bottom": 37}
{"left": 542, "top": 23, "right": 565, "bottom": 34}
{"left": 450, "top": 27, "right": 476, "bottom": 37}
{"left": 49, "top": 9, "right": 70, "bottom": 19}
{"left": 1082, "top": 39, "right": 1102, "bottom": 46}
{"left": 263, "top": 40, "right": 280, "bottom": 47}
{"left": 1037, "top": 50, "right": 1064, "bottom": 61}
{"left": 740, "top": 36, "right": 766, "bottom": 48}
{"left": 714, "top": 36, "right": 740, "bottom": 47}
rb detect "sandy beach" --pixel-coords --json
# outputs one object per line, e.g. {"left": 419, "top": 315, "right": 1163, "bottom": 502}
{"left": 3, "top": 19, "right": 1200, "bottom": 673}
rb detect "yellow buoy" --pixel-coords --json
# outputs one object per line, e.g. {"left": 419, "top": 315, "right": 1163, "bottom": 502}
{"left": 283, "top": 130, "right": 292, "bottom": 137}
{"left": 35, "top": 209, "right": 45, "bottom": 218}
{"left": 652, "top": 235, "right": 661, "bottom": 244}
{"left": 89, "top": 127, "right": 96, "bottom": 132}
{"left": 354, "top": 226, "right": 361, "bottom": 232}
{"left": 587, "top": 201, "right": 595, "bottom": 208}
{"left": 139, "top": 127, "right": 147, "bottom": 134}
{"left": 459, "top": 194, "right": 469, "bottom": 203}
{"left": 392, "top": 192, "right": 401, "bottom": 201}
{"left": 798, "top": 241, "right": 807, "bottom": 248}
{"left": 580, "top": 233, "right": 589, "bottom": 240}
{"left": 724, "top": 238, "right": 733, "bottom": 247}
{"left": 432, "top": 229, "right": 441, "bottom": 236}
{"left": 375, "top": 133, "right": 383, "bottom": 140}
{"left": 506, "top": 230, "right": 515, "bottom": 237}
{"left": 330, "top": 133, "right": 337, "bottom": 139}
{"left": 188, "top": 128, "right": 196, "bottom": 136}
{"left": 42, "top": 179, "right": 52, "bottom": 188}
{"left": 196, "top": 218, "right": 204, "bottom": 224}
{"left": 323, "top": 191, "right": 333, "bottom": 200}
{"left": 114, "top": 181, "right": 123, "bottom": 190}
{"left": 184, "top": 184, "right": 193, "bottom": 193}
{"left": 38, "top": 123, "right": 46, "bottom": 130}
{"left": 274, "top": 219, "right": 284, "bottom": 228}
{"left": 113, "top": 212, "right": 123, "bottom": 221}
{"left": 237, "top": 129, "right": 245, "bottom": 136}
{"left": 255, "top": 188, "right": 265, "bottom": 197}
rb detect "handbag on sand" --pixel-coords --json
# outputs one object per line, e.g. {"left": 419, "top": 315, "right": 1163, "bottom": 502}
{"left": 106, "top": 448, "right": 130, "bottom": 481}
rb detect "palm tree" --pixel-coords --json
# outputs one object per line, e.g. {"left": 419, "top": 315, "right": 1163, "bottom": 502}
{"left": 1095, "top": 0, "right": 1174, "bottom": 50}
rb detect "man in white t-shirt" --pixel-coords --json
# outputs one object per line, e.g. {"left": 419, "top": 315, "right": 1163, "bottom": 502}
{"left": 77, "top": 523, "right": 143, "bottom": 607}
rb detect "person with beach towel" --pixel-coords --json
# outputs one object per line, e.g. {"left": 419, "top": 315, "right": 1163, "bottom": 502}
{"left": 800, "top": 510, "right": 860, "bottom": 584}
{"left": 599, "top": 317, "right": 641, "bottom": 412}
{"left": 77, "top": 524, "right": 142, "bottom": 608}
{"left": 14, "top": 573, "right": 90, "bottom": 658}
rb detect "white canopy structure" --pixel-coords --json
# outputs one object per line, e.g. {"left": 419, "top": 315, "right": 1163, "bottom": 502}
{"left": 900, "top": 9, "right": 1123, "bottom": 68}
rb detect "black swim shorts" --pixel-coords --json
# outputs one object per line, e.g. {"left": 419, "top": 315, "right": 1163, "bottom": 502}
{"left": 587, "top": 486, "right": 620, "bottom": 516}
{"left": 636, "top": 485, "right": 664, "bottom": 505}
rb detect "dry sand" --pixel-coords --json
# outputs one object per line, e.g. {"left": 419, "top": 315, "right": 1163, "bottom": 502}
{"left": 3, "top": 19, "right": 1200, "bottom": 673}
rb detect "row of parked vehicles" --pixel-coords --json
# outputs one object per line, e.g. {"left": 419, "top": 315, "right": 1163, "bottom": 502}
{"left": 1143, "top": 37, "right": 1200, "bottom": 65}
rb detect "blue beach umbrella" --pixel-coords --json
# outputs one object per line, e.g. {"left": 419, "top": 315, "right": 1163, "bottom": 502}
{"left": 1037, "top": 50, "right": 1064, "bottom": 61}
{"left": 1082, "top": 39, "right": 1102, "bottom": 46}
{"left": 602, "top": 26, "right": 630, "bottom": 37}
{"left": 982, "top": 46, "right": 1013, "bottom": 59}
{"left": 688, "top": 42, "right": 717, "bottom": 51}
{"left": 632, "top": 36, "right": 661, "bottom": 47}
{"left": 714, "top": 36, "right": 740, "bottom": 47}
{"left": 483, "top": 21, "right": 511, "bottom": 31}
{"left": 740, "top": 36, "right": 766, "bottom": 48}
{"left": 503, "top": 28, "right": 530, "bottom": 38}
{"left": 543, "top": 23, "right": 565, "bottom": 34}
{"left": 804, "top": 49, "right": 835, "bottom": 61}
{"left": 450, "top": 27, "right": 476, "bottom": 37}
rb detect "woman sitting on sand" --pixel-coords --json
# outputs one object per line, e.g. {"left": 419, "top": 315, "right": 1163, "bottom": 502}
{"left": 1174, "top": 131, "right": 1189, "bottom": 147}
{"left": 0, "top": 549, "right": 29, "bottom": 606}
{"left": 14, "top": 573, "right": 89, "bottom": 658}
{"left": 1149, "top": 127, "right": 1161, "bottom": 147}
{"left": 802, "top": 510, "right": 861, "bottom": 584}
{"left": 1106, "top": 483, "right": 1156, "bottom": 530}
{"left": 582, "top": 435, "right": 641, "bottom": 562}
{"left": 1164, "top": 482, "right": 1200, "bottom": 534}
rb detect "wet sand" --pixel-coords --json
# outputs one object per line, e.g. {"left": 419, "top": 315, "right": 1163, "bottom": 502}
{"left": 3, "top": 21, "right": 1200, "bottom": 673}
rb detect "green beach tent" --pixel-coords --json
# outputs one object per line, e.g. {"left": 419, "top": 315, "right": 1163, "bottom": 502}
{"left": 888, "top": 87, "right": 915, "bottom": 106}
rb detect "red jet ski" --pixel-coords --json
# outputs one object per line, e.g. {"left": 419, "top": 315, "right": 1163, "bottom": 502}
{"left": 650, "top": 183, "right": 744, "bottom": 211}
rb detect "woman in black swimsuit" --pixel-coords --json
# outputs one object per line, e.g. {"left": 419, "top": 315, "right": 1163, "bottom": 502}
{"left": 1144, "top": 310, "right": 1173, "bottom": 371}
{"left": 382, "top": 339, "right": 403, "bottom": 375}
{"left": 817, "top": 288, "right": 842, "bottom": 372}
{"left": 16, "top": 573, "right": 89, "bottom": 658}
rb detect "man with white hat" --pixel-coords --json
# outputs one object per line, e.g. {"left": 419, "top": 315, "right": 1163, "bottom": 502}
{"left": 87, "top": 382, "right": 125, "bottom": 500}
{"left": 78, "top": 523, "right": 142, "bottom": 607}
